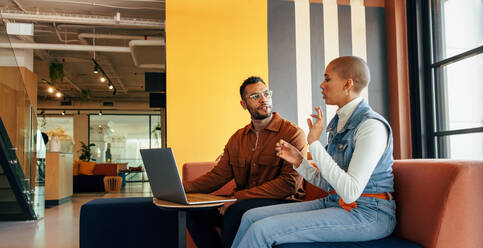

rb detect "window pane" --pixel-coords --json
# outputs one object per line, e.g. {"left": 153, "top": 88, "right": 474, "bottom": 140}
{"left": 437, "top": 133, "right": 483, "bottom": 159}
{"left": 435, "top": 54, "right": 483, "bottom": 131}
{"left": 89, "top": 115, "right": 149, "bottom": 183}
{"left": 433, "top": 0, "right": 483, "bottom": 60}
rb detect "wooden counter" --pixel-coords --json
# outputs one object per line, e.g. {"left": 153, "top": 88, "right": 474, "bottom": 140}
{"left": 45, "top": 152, "right": 73, "bottom": 206}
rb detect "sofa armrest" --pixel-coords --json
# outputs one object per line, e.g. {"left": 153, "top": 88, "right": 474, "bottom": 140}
{"left": 393, "top": 159, "right": 483, "bottom": 248}
{"left": 182, "top": 162, "right": 235, "bottom": 196}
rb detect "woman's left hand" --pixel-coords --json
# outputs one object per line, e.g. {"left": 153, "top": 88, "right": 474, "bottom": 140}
{"left": 307, "top": 106, "right": 325, "bottom": 145}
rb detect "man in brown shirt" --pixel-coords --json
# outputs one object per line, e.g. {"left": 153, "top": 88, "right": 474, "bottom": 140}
{"left": 184, "top": 76, "right": 307, "bottom": 248}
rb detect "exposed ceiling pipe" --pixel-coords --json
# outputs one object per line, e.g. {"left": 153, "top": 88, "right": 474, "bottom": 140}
{"left": 53, "top": 22, "right": 79, "bottom": 43}
{"left": 31, "top": 0, "right": 165, "bottom": 11}
{"left": 0, "top": 42, "right": 131, "bottom": 53}
{"left": 0, "top": 10, "right": 164, "bottom": 29}
{"left": 10, "top": 0, "right": 27, "bottom": 12}
{"left": 78, "top": 33, "right": 163, "bottom": 41}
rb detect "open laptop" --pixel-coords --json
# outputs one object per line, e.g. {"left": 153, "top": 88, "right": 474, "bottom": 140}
{"left": 140, "top": 148, "right": 236, "bottom": 205}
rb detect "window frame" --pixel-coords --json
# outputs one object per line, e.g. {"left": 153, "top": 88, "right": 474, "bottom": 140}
{"left": 407, "top": 0, "right": 483, "bottom": 158}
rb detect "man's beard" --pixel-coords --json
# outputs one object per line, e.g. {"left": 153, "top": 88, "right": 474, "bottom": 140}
{"left": 248, "top": 104, "right": 272, "bottom": 120}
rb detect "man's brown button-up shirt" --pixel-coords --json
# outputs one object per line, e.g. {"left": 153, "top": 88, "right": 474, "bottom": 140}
{"left": 184, "top": 112, "right": 307, "bottom": 201}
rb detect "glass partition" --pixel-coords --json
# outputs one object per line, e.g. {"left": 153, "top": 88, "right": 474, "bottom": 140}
{"left": 0, "top": 18, "right": 42, "bottom": 219}
{"left": 89, "top": 114, "right": 163, "bottom": 189}
{"left": 38, "top": 116, "right": 74, "bottom": 153}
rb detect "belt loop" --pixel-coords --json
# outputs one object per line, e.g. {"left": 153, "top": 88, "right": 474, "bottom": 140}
{"left": 386, "top": 192, "right": 393, "bottom": 201}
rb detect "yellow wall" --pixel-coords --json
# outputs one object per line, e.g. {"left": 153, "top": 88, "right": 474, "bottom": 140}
{"left": 166, "top": 0, "right": 268, "bottom": 168}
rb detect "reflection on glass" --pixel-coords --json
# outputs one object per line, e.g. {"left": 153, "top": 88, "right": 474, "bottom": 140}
{"left": 436, "top": 54, "right": 483, "bottom": 131}
{"left": 437, "top": 133, "right": 483, "bottom": 159}
{"left": 0, "top": 23, "right": 43, "bottom": 219}
{"left": 433, "top": 0, "right": 483, "bottom": 60}
{"left": 89, "top": 115, "right": 162, "bottom": 187}
{"left": 38, "top": 117, "right": 74, "bottom": 153}
{"left": 151, "top": 115, "right": 162, "bottom": 148}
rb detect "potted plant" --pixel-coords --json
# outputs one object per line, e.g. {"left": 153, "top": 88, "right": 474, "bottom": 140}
{"left": 49, "top": 62, "right": 64, "bottom": 86}
{"left": 79, "top": 141, "right": 96, "bottom": 161}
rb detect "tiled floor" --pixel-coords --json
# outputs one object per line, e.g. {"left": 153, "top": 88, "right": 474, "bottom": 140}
{"left": 0, "top": 182, "right": 152, "bottom": 248}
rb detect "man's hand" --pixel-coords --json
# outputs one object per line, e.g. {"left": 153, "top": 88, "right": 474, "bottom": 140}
{"left": 307, "top": 106, "right": 325, "bottom": 145}
{"left": 275, "top": 139, "right": 304, "bottom": 168}
{"left": 218, "top": 201, "right": 236, "bottom": 215}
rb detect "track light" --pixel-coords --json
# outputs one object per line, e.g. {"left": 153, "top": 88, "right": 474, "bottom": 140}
{"left": 77, "top": 110, "right": 81, "bottom": 115}
{"left": 55, "top": 92, "right": 62, "bottom": 98}
{"left": 61, "top": 110, "right": 65, "bottom": 116}
{"left": 92, "top": 58, "right": 116, "bottom": 95}
{"left": 98, "top": 110, "right": 102, "bottom": 116}
{"left": 48, "top": 86, "right": 54, "bottom": 93}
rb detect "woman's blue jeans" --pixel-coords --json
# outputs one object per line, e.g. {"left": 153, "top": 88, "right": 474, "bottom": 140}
{"left": 231, "top": 195, "right": 396, "bottom": 248}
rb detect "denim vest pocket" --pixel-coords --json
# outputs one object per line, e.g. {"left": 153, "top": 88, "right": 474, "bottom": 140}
{"left": 332, "top": 142, "right": 349, "bottom": 170}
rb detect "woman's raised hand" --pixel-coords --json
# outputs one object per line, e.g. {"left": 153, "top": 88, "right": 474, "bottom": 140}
{"left": 307, "top": 106, "right": 325, "bottom": 145}
{"left": 275, "top": 139, "right": 304, "bottom": 167}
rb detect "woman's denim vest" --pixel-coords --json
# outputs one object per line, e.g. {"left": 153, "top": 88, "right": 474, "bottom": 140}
{"left": 325, "top": 100, "right": 394, "bottom": 196}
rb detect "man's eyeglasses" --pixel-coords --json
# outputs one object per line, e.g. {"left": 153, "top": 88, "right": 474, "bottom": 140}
{"left": 246, "top": 90, "right": 272, "bottom": 101}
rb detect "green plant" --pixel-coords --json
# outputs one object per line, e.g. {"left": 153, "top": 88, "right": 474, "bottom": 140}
{"left": 49, "top": 62, "right": 64, "bottom": 86}
{"left": 79, "top": 89, "right": 91, "bottom": 101}
{"left": 78, "top": 141, "right": 95, "bottom": 161}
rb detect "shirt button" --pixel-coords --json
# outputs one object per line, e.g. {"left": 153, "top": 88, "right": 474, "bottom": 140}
{"left": 338, "top": 144, "right": 343, "bottom": 149}
{"left": 252, "top": 148, "right": 255, "bottom": 151}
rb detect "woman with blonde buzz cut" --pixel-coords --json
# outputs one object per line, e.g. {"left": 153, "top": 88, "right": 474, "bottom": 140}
{"left": 231, "top": 56, "right": 396, "bottom": 247}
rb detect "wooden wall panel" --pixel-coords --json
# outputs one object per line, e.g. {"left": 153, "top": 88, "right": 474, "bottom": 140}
{"left": 385, "top": 0, "right": 412, "bottom": 159}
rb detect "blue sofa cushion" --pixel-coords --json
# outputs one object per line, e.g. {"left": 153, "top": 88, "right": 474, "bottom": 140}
{"left": 74, "top": 175, "right": 105, "bottom": 192}
{"left": 274, "top": 235, "right": 422, "bottom": 248}
{"left": 80, "top": 197, "right": 179, "bottom": 248}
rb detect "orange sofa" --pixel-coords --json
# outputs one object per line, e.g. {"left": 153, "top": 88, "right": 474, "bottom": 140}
{"left": 74, "top": 163, "right": 126, "bottom": 192}
{"left": 182, "top": 159, "right": 483, "bottom": 248}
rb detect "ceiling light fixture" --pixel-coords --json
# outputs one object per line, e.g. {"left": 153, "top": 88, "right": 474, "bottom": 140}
{"left": 93, "top": 65, "right": 99, "bottom": 74}
{"left": 62, "top": 110, "right": 66, "bottom": 116}
{"left": 55, "top": 92, "right": 62, "bottom": 98}
{"left": 48, "top": 86, "right": 54, "bottom": 93}
{"left": 92, "top": 58, "right": 117, "bottom": 95}
{"left": 98, "top": 110, "right": 102, "bottom": 116}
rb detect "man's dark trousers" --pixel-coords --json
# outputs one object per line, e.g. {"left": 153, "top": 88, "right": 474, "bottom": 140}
{"left": 187, "top": 198, "right": 293, "bottom": 248}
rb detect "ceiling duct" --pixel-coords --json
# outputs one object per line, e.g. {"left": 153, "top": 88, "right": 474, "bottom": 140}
{"left": 129, "top": 40, "right": 165, "bottom": 69}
